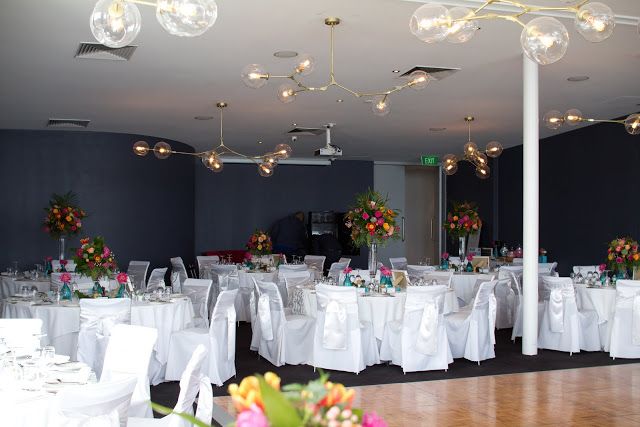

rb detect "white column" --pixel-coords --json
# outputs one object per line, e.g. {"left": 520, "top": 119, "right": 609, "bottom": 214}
{"left": 522, "top": 55, "right": 539, "bottom": 356}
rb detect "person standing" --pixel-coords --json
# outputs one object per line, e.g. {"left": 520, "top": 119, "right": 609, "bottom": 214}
{"left": 270, "top": 211, "right": 308, "bottom": 260}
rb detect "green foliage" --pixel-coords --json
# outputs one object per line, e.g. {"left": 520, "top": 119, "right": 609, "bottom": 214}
{"left": 258, "top": 374, "right": 303, "bottom": 426}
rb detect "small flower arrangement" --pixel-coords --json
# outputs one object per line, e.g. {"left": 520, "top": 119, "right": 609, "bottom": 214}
{"left": 343, "top": 267, "right": 353, "bottom": 275}
{"left": 379, "top": 265, "right": 392, "bottom": 277}
{"left": 344, "top": 189, "right": 400, "bottom": 247}
{"left": 72, "top": 236, "right": 117, "bottom": 282}
{"left": 58, "top": 259, "right": 69, "bottom": 272}
{"left": 42, "top": 191, "right": 87, "bottom": 238}
{"left": 599, "top": 263, "right": 606, "bottom": 272}
{"left": 246, "top": 230, "right": 273, "bottom": 255}
{"left": 441, "top": 252, "right": 449, "bottom": 260}
{"left": 444, "top": 201, "right": 482, "bottom": 239}
{"left": 606, "top": 237, "right": 640, "bottom": 273}
{"left": 466, "top": 254, "right": 474, "bottom": 263}
{"left": 116, "top": 272, "right": 128, "bottom": 285}
{"left": 60, "top": 272, "right": 72, "bottom": 283}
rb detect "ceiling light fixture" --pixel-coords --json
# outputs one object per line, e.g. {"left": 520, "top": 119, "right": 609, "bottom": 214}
{"left": 543, "top": 109, "right": 640, "bottom": 135}
{"left": 567, "top": 75, "right": 590, "bottom": 82}
{"left": 241, "top": 17, "right": 435, "bottom": 117}
{"left": 409, "top": 1, "right": 616, "bottom": 65}
{"left": 89, "top": 0, "right": 218, "bottom": 48}
{"left": 132, "top": 102, "right": 292, "bottom": 177}
{"left": 442, "top": 116, "right": 503, "bottom": 179}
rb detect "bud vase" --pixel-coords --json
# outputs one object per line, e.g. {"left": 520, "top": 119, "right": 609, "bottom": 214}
{"left": 458, "top": 236, "right": 467, "bottom": 263}
{"left": 343, "top": 275, "right": 352, "bottom": 287}
{"left": 60, "top": 282, "right": 72, "bottom": 300}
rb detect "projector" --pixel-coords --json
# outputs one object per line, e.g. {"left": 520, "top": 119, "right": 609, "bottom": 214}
{"left": 315, "top": 145, "right": 342, "bottom": 157}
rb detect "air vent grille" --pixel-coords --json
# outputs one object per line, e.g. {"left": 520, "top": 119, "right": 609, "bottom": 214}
{"left": 47, "top": 118, "right": 91, "bottom": 128}
{"left": 401, "top": 66, "right": 460, "bottom": 81}
{"left": 74, "top": 43, "right": 137, "bottom": 61}
{"left": 287, "top": 127, "right": 326, "bottom": 135}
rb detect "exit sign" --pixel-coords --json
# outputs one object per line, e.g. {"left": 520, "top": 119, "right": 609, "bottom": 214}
{"left": 420, "top": 155, "right": 440, "bottom": 166}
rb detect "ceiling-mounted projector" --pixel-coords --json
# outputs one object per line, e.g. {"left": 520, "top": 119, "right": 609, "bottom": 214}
{"left": 314, "top": 123, "right": 342, "bottom": 157}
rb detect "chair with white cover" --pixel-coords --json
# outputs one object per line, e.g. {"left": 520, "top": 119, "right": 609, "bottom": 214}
{"left": 0, "top": 318, "right": 43, "bottom": 356}
{"left": 539, "top": 262, "right": 558, "bottom": 274}
{"left": 495, "top": 266, "right": 523, "bottom": 330}
{"left": 165, "top": 290, "right": 238, "bottom": 386}
{"left": 572, "top": 265, "right": 599, "bottom": 277}
{"left": 50, "top": 376, "right": 138, "bottom": 427}
{"left": 278, "top": 264, "right": 308, "bottom": 272}
{"left": 146, "top": 268, "right": 167, "bottom": 292}
{"left": 406, "top": 265, "right": 437, "bottom": 283}
{"left": 304, "top": 255, "right": 326, "bottom": 278}
{"left": 338, "top": 257, "right": 352, "bottom": 266}
{"left": 422, "top": 271, "right": 453, "bottom": 287}
{"left": 255, "top": 281, "right": 315, "bottom": 366}
{"left": 77, "top": 299, "right": 132, "bottom": 378}
{"left": 284, "top": 274, "right": 314, "bottom": 316}
{"left": 182, "top": 278, "right": 213, "bottom": 329}
{"left": 448, "top": 256, "right": 461, "bottom": 265}
{"left": 52, "top": 260, "right": 77, "bottom": 272}
{"left": 445, "top": 280, "right": 499, "bottom": 364}
{"left": 277, "top": 269, "right": 311, "bottom": 307}
{"left": 197, "top": 255, "right": 220, "bottom": 279}
{"left": 389, "top": 257, "right": 408, "bottom": 271}
{"left": 312, "top": 284, "right": 379, "bottom": 373}
{"left": 327, "top": 261, "right": 350, "bottom": 281}
{"left": 127, "top": 261, "right": 150, "bottom": 291}
{"left": 505, "top": 272, "right": 525, "bottom": 341}
{"left": 380, "top": 285, "right": 452, "bottom": 372}
{"left": 211, "top": 264, "right": 244, "bottom": 321}
{"left": 609, "top": 280, "right": 640, "bottom": 359}
{"left": 170, "top": 257, "right": 189, "bottom": 293}
{"left": 538, "top": 276, "right": 600, "bottom": 354}
{"left": 101, "top": 324, "right": 158, "bottom": 419}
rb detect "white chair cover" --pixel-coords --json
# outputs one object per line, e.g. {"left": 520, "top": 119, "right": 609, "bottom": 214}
{"left": 146, "top": 268, "right": 167, "bottom": 291}
{"left": 78, "top": 299, "right": 132, "bottom": 378}
{"left": 278, "top": 264, "right": 308, "bottom": 272}
{"left": 182, "top": 278, "right": 213, "bottom": 328}
{"left": 327, "top": 261, "right": 350, "bottom": 281}
{"left": 101, "top": 324, "right": 158, "bottom": 419}
{"left": 277, "top": 269, "right": 311, "bottom": 307}
{"left": 304, "top": 255, "right": 326, "bottom": 278}
{"left": 389, "top": 257, "right": 408, "bottom": 271}
{"left": 496, "top": 266, "right": 523, "bottom": 330}
{"left": 445, "top": 280, "right": 498, "bottom": 363}
{"left": 211, "top": 265, "right": 243, "bottom": 321}
{"left": 338, "top": 257, "right": 352, "bottom": 266}
{"left": 126, "top": 261, "right": 150, "bottom": 291}
{"left": 422, "top": 271, "right": 453, "bottom": 288}
{"left": 52, "top": 260, "right": 77, "bottom": 272}
{"left": 0, "top": 318, "right": 43, "bottom": 356}
{"left": 609, "top": 280, "right": 640, "bottom": 358}
{"left": 380, "top": 285, "right": 452, "bottom": 372}
{"left": 196, "top": 255, "right": 220, "bottom": 279}
{"left": 50, "top": 376, "right": 138, "bottom": 427}
{"left": 170, "top": 257, "right": 189, "bottom": 293}
{"left": 539, "top": 262, "right": 558, "bottom": 274}
{"left": 572, "top": 265, "right": 600, "bottom": 276}
{"left": 406, "top": 265, "right": 437, "bottom": 282}
{"left": 312, "top": 285, "right": 379, "bottom": 373}
{"left": 284, "top": 275, "right": 314, "bottom": 315}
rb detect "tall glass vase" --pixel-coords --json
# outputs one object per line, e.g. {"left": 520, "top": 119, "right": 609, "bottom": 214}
{"left": 368, "top": 242, "right": 378, "bottom": 279}
{"left": 58, "top": 236, "right": 66, "bottom": 261}
{"left": 458, "top": 235, "right": 467, "bottom": 263}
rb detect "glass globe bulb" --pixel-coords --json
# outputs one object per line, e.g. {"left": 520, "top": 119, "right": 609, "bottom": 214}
{"left": 409, "top": 4, "right": 451, "bottom": 43}
{"left": 90, "top": 0, "right": 141, "bottom": 48}
{"left": 485, "top": 141, "right": 503, "bottom": 158}
{"left": 442, "top": 153, "right": 457, "bottom": 166}
{"left": 564, "top": 109, "right": 583, "bottom": 126}
{"left": 258, "top": 162, "right": 274, "bottom": 177}
{"left": 210, "top": 157, "right": 224, "bottom": 172}
{"left": 520, "top": 17, "right": 569, "bottom": 65}
{"left": 132, "top": 140, "right": 149, "bottom": 156}
{"left": 625, "top": 113, "right": 640, "bottom": 135}
{"left": 295, "top": 54, "right": 315, "bottom": 76}
{"left": 407, "top": 70, "right": 430, "bottom": 91}
{"left": 475, "top": 152, "right": 488, "bottom": 166}
{"left": 153, "top": 141, "right": 172, "bottom": 159}
{"left": 371, "top": 96, "right": 391, "bottom": 117}
{"left": 241, "top": 64, "right": 268, "bottom": 89}
{"left": 543, "top": 110, "right": 565, "bottom": 129}
{"left": 476, "top": 165, "right": 490, "bottom": 179}
{"left": 156, "top": 0, "right": 217, "bottom": 37}
{"left": 446, "top": 7, "right": 477, "bottom": 44}
{"left": 277, "top": 84, "right": 296, "bottom": 104}
{"left": 274, "top": 143, "right": 292, "bottom": 159}
{"left": 444, "top": 162, "right": 458, "bottom": 176}
{"left": 463, "top": 141, "right": 478, "bottom": 158}
{"left": 575, "top": 2, "right": 615, "bottom": 43}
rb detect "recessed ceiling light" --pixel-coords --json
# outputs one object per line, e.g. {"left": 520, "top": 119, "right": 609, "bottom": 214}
{"left": 429, "top": 127, "right": 447, "bottom": 132}
{"left": 336, "top": 99, "right": 343, "bottom": 103}
{"left": 258, "top": 140, "right": 263, "bottom": 144}
{"left": 292, "top": 123, "right": 297, "bottom": 126}
{"left": 273, "top": 50, "right": 298, "bottom": 58}
{"left": 392, "top": 69, "right": 400, "bottom": 73}
{"left": 194, "top": 116, "right": 214, "bottom": 120}
{"left": 567, "top": 75, "right": 589, "bottom": 82}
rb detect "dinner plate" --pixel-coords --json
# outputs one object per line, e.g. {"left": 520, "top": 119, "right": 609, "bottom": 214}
{"left": 51, "top": 361, "right": 85, "bottom": 372}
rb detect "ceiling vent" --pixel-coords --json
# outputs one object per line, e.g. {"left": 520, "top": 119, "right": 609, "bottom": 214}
{"left": 401, "top": 66, "right": 460, "bottom": 81}
{"left": 74, "top": 43, "right": 137, "bottom": 61}
{"left": 287, "top": 127, "right": 326, "bottom": 136}
{"left": 46, "top": 118, "right": 91, "bottom": 128}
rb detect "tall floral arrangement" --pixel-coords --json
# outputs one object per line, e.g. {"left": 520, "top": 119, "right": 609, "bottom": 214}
{"left": 246, "top": 230, "right": 273, "bottom": 255}
{"left": 72, "top": 236, "right": 117, "bottom": 281}
{"left": 444, "top": 201, "right": 482, "bottom": 239}
{"left": 344, "top": 189, "right": 400, "bottom": 247}
{"left": 42, "top": 191, "right": 86, "bottom": 238}
{"left": 606, "top": 237, "right": 640, "bottom": 273}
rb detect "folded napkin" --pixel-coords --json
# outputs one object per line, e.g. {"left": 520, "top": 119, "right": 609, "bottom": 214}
{"left": 47, "top": 366, "right": 91, "bottom": 384}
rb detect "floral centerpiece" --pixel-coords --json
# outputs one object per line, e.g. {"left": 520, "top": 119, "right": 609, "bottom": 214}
{"left": 72, "top": 236, "right": 117, "bottom": 296}
{"left": 42, "top": 191, "right": 87, "bottom": 260}
{"left": 247, "top": 230, "right": 273, "bottom": 256}
{"left": 59, "top": 272, "right": 73, "bottom": 300}
{"left": 342, "top": 267, "right": 353, "bottom": 286}
{"left": 465, "top": 254, "right": 474, "bottom": 272}
{"left": 440, "top": 252, "right": 450, "bottom": 270}
{"left": 379, "top": 265, "right": 392, "bottom": 287}
{"left": 606, "top": 237, "right": 640, "bottom": 278}
{"left": 444, "top": 201, "right": 482, "bottom": 261}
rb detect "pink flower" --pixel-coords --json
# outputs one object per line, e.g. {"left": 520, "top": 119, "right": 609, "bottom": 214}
{"left": 616, "top": 257, "right": 623, "bottom": 264}
{"left": 374, "top": 210, "right": 383, "bottom": 218}
{"left": 386, "top": 226, "right": 394, "bottom": 236}
{"left": 60, "top": 272, "right": 72, "bottom": 283}
{"left": 244, "top": 252, "right": 252, "bottom": 260}
{"left": 60, "top": 260, "right": 68, "bottom": 265}
{"left": 598, "top": 263, "right": 606, "bottom": 272}
{"left": 362, "top": 212, "right": 370, "bottom": 220}
{"left": 441, "top": 252, "right": 449, "bottom": 260}
{"left": 467, "top": 254, "right": 474, "bottom": 262}
{"left": 379, "top": 266, "right": 392, "bottom": 277}
{"left": 71, "top": 226, "right": 77, "bottom": 231}
{"left": 343, "top": 267, "right": 353, "bottom": 274}
{"left": 103, "top": 247, "right": 111, "bottom": 257}
{"left": 362, "top": 412, "right": 387, "bottom": 427}
{"left": 76, "top": 249, "right": 83, "bottom": 257}
{"left": 116, "top": 272, "right": 128, "bottom": 284}
{"left": 377, "top": 218, "right": 384, "bottom": 225}
{"left": 236, "top": 405, "right": 268, "bottom": 427}
{"left": 616, "top": 246, "right": 622, "bottom": 252}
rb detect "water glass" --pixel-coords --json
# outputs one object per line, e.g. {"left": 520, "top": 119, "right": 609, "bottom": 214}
{"left": 41, "top": 346, "right": 55, "bottom": 367}
{"left": 20, "top": 360, "right": 42, "bottom": 391}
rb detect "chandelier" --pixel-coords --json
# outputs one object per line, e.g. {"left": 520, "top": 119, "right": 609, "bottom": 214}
{"left": 409, "top": 1, "right": 616, "bottom": 65}
{"left": 131, "top": 102, "right": 292, "bottom": 177}
{"left": 241, "top": 17, "right": 434, "bottom": 117}
{"left": 544, "top": 109, "right": 640, "bottom": 135}
{"left": 89, "top": 0, "right": 218, "bottom": 48}
{"left": 442, "top": 117, "right": 503, "bottom": 179}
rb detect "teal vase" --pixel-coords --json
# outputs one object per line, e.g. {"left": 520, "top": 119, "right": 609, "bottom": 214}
{"left": 93, "top": 281, "right": 104, "bottom": 296}
{"left": 440, "top": 259, "right": 449, "bottom": 270}
{"left": 60, "top": 283, "right": 72, "bottom": 300}
{"left": 343, "top": 275, "right": 353, "bottom": 287}
{"left": 465, "top": 262, "right": 473, "bottom": 272}
{"left": 116, "top": 283, "right": 126, "bottom": 298}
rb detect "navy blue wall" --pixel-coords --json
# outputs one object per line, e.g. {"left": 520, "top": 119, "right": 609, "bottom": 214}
{"left": 0, "top": 130, "right": 195, "bottom": 272}
{"left": 194, "top": 160, "right": 374, "bottom": 268}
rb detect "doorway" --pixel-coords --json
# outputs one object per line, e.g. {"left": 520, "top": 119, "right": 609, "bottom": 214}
{"left": 404, "top": 166, "right": 440, "bottom": 265}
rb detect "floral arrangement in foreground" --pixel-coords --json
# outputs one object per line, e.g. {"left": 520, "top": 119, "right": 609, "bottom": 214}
{"left": 606, "top": 237, "right": 640, "bottom": 273}
{"left": 247, "top": 230, "right": 273, "bottom": 255}
{"left": 344, "top": 189, "right": 399, "bottom": 247}
{"left": 42, "top": 191, "right": 86, "bottom": 238}
{"left": 72, "top": 236, "right": 117, "bottom": 282}
{"left": 444, "top": 201, "right": 481, "bottom": 239}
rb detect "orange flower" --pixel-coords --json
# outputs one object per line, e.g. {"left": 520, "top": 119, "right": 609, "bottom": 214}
{"left": 366, "top": 223, "right": 376, "bottom": 231}
{"left": 634, "top": 253, "right": 639, "bottom": 261}
{"left": 453, "top": 216, "right": 459, "bottom": 221}
{"left": 383, "top": 223, "right": 390, "bottom": 231}
{"left": 94, "top": 256, "right": 101, "bottom": 262}
{"left": 88, "top": 247, "right": 95, "bottom": 254}
{"left": 318, "top": 382, "right": 355, "bottom": 408}
{"left": 228, "top": 372, "right": 280, "bottom": 412}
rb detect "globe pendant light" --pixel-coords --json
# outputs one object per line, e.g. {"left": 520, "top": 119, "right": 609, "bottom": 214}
{"left": 544, "top": 108, "right": 640, "bottom": 136}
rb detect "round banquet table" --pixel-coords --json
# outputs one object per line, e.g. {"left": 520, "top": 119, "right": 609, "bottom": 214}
{"left": 300, "top": 288, "right": 459, "bottom": 340}
{"left": 0, "top": 275, "right": 50, "bottom": 299}
{"left": 1, "top": 297, "right": 194, "bottom": 384}
{"left": 451, "top": 273, "right": 495, "bottom": 306}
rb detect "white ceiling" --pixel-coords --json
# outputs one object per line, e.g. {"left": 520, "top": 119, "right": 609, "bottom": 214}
{"left": 1, "top": 0, "right": 639, "bottom": 161}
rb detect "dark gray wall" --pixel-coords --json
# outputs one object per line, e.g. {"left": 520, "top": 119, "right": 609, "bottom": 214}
{"left": 0, "top": 130, "right": 195, "bottom": 272}
{"left": 194, "top": 160, "right": 374, "bottom": 268}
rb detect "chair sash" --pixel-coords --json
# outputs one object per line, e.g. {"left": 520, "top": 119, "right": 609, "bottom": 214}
{"left": 318, "top": 298, "right": 351, "bottom": 350}
{"left": 488, "top": 293, "right": 497, "bottom": 344}
{"left": 414, "top": 299, "right": 440, "bottom": 356}
{"left": 194, "top": 376, "right": 214, "bottom": 424}
{"left": 257, "top": 294, "right": 273, "bottom": 341}
{"left": 548, "top": 287, "right": 571, "bottom": 333}
{"left": 616, "top": 292, "right": 640, "bottom": 345}
{"left": 226, "top": 306, "right": 236, "bottom": 359}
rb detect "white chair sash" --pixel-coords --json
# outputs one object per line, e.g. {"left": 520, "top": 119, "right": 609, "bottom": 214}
{"left": 195, "top": 375, "right": 214, "bottom": 424}
{"left": 548, "top": 288, "right": 565, "bottom": 333}
{"left": 322, "top": 299, "right": 348, "bottom": 350}
{"left": 226, "top": 306, "right": 236, "bottom": 359}
{"left": 488, "top": 293, "right": 497, "bottom": 344}
{"left": 415, "top": 299, "right": 439, "bottom": 355}
{"left": 633, "top": 294, "right": 640, "bottom": 346}
{"left": 257, "top": 294, "right": 274, "bottom": 341}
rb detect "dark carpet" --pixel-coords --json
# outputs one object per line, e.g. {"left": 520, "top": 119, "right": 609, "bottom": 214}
{"left": 151, "top": 322, "right": 638, "bottom": 411}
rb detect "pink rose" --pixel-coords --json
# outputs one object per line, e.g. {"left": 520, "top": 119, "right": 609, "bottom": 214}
{"left": 236, "top": 405, "right": 268, "bottom": 427}
{"left": 362, "top": 412, "right": 387, "bottom": 427}
{"left": 598, "top": 264, "right": 606, "bottom": 272}
{"left": 377, "top": 218, "right": 384, "bottom": 225}
{"left": 467, "top": 254, "right": 474, "bottom": 262}
{"left": 441, "top": 252, "right": 449, "bottom": 260}
{"left": 71, "top": 225, "right": 77, "bottom": 231}
{"left": 116, "top": 272, "right": 128, "bottom": 284}
{"left": 60, "top": 260, "right": 68, "bottom": 265}
{"left": 374, "top": 210, "right": 383, "bottom": 218}
{"left": 616, "top": 246, "right": 622, "bottom": 252}
{"left": 616, "top": 257, "right": 623, "bottom": 264}
{"left": 244, "top": 252, "right": 252, "bottom": 260}
{"left": 362, "top": 212, "right": 370, "bottom": 220}
{"left": 343, "top": 267, "right": 353, "bottom": 274}
{"left": 76, "top": 249, "right": 83, "bottom": 257}
{"left": 60, "top": 272, "right": 72, "bottom": 283}
{"left": 103, "top": 247, "right": 111, "bottom": 257}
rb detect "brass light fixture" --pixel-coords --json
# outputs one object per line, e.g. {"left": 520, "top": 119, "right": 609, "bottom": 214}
{"left": 544, "top": 109, "right": 640, "bottom": 135}
{"left": 442, "top": 117, "right": 503, "bottom": 179}
{"left": 241, "top": 17, "right": 434, "bottom": 117}
{"left": 132, "top": 102, "right": 292, "bottom": 177}
{"left": 409, "top": 1, "right": 617, "bottom": 65}
{"left": 89, "top": 0, "right": 218, "bottom": 48}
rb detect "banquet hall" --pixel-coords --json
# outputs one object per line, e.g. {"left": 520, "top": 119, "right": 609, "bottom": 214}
{"left": 1, "top": 0, "right": 640, "bottom": 426}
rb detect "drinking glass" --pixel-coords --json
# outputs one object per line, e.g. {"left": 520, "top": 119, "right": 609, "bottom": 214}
{"left": 20, "top": 360, "right": 42, "bottom": 391}
{"left": 425, "top": 258, "right": 432, "bottom": 266}
{"left": 41, "top": 346, "right": 55, "bottom": 367}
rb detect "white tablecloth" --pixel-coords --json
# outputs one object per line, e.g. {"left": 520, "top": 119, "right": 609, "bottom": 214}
{"left": 574, "top": 284, "right": 617, "bottom": 324}
{"left": 451, "top": 273, "right": 495, "bottom": 306}
{"left": 301, "top": 288, "right": 459, "bottom": 340}
{"left": 0, "top": 275, "right": 50, "bottom": 299}
{"left": 1, "top": 298, "right": 194, "bottom": 384}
